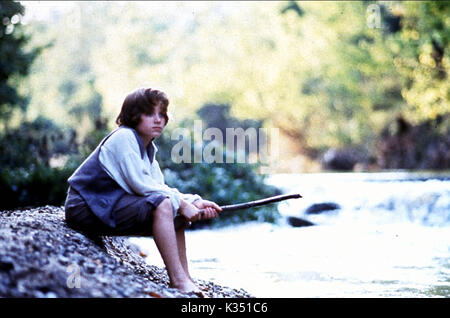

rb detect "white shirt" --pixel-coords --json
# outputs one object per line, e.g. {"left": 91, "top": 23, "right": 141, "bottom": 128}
{"left": 98, "top": 127, "right": 201, "bottom": 217}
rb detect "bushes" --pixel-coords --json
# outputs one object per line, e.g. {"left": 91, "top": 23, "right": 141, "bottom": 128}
{"left": 156, "top": 120, "right": 282, "bottom": 227}
{"left": 0, "top": 164, "right": 73, "bottom": 210}
{"left": 0, "top": 116, "right": 102, "bottom": 210}
{"left": 163, "top": 162, "right": 282, "bottom": 227}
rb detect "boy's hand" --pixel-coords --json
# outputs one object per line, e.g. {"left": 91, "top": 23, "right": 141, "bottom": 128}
{"left": 178, "top": 200, "right": 202, "bottom": 222}
{"left": 193, "top": 199, "right": 222, "bottom": 220}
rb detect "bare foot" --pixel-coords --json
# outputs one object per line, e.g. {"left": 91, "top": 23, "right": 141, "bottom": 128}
{"left": 170, "top": 279, "right": 202, "bottom": 295}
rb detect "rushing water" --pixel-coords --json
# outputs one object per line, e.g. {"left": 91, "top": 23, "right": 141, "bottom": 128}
{"left": 131, "top": 172, "right": 450, "bottom": 298}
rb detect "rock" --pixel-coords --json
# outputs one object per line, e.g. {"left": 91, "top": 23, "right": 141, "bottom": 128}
{"left": 0, "top": 206, "right": 252, "bottom": 298}
{"left": 305, "top": 202, "right": 341, "bottom": 215}
{"left": 287, "top": 217, "right": 315, "bottom": 227}
{"left": 0, "top": 256, "right": 15, "bottom": 272}
{"left": 321, "top": 148, "right": 358, "bottom": 171}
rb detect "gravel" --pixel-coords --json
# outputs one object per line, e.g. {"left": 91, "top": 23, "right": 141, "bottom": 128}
{"left": 0, "top": 206, "right": 252, "bottom": 298}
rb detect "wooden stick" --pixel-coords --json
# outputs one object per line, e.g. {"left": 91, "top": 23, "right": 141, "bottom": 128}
{"left": 220, "top": 193, "right": 302, "bottom": 211}
{"left": 198, "top": 193, "right": 302, "bottom": 214}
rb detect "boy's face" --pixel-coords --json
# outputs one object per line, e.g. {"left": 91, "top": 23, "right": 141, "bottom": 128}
{"left": 136, "top": 104, "right": 166, "bottom": 141}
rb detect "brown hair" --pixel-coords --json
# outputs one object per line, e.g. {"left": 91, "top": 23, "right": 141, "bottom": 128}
{"left": 115, "top": 88, "right": 169, "bottom": 128}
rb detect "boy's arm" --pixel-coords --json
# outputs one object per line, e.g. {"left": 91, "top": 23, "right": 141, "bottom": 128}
{"left": 169, "top": 187, "right": 202, "bottom": 205}
{"left": 178, "top": 199, "right": 220, "bottom": 221}
{"left": 99, "top": 135, "right": 182, "bottom": 215}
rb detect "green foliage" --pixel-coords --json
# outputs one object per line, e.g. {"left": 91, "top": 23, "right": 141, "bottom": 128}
{"left": 0, "top": 110, "right": 106, "bottom": 209}
{"left": 0, "top": 123, "right": 109, "bottom": 210}
{"left": 0, "top": 164, "right": 73, "bottom": 210}
{"left": 0, "top": 1, "right": 41, "bottom": 126}
{"left": 18, "top": 1, "right": 450, "bottom": 169}
{"left": 0, "top": 114, "right": 103, "bottom": 210}
{"left": 165, "top": 162, "right": 282, "bottom": 227}
{"left": 156, "top": 118, "right": 282, "bottom": 227}
{"left": 0, "top": 116, "right": 77, "bottom": 168}
{"left": 389, "top": 1, "right": 450, "bottom": 122}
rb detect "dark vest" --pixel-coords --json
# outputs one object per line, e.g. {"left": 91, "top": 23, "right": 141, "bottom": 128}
{"left": 68, "top": 128, "right": 126, "bottom": 228}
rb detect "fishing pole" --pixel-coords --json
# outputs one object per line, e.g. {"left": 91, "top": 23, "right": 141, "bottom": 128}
{"left": 199, "top": 193, "right": 302, "bottom": 216}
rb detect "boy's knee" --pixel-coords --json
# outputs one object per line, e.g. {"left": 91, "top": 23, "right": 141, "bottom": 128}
{"left": 154, "top": 198, "right": 172, "bottom": 218}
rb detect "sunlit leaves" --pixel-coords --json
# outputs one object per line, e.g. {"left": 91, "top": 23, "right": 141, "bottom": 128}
{"left": 18, "top": 1, "right": 450, "bottom": 165}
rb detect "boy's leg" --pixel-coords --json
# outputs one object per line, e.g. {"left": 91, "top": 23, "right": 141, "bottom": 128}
{"left": 175, "top": 223, "right": 192, "bottom": 280}
{"left": 152, "top": 199, "right": 199, "bottom": 293}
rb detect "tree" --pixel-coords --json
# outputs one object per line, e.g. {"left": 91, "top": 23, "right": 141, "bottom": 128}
{"left": 0, "top": 1, "right": 40, "bottom": 128}
{"left": 20, "top": 1, "right": 449, "bottom": 173}
{"left": 389, "top": 1, "right": 450, "bottom": 123}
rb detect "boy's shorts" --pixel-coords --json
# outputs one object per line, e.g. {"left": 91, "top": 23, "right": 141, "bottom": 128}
{"left": 64, "top": 187, "right": 189, "bottom": 236}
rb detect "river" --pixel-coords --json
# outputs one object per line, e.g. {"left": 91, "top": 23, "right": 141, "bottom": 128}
{"left": 131, "top": 172, "right": 450, "bottom": 298}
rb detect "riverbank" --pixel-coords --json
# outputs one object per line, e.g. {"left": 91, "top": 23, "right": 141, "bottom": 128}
{"left": 0, "top": 206, "right": 252, "bottom": 298}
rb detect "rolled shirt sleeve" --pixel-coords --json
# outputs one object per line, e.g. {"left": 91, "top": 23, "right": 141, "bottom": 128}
{"left": 171, "top": 187, "right": 202, "bottom": 205}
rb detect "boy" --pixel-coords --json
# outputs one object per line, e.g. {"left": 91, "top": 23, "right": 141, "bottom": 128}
{"left": 65, "top": 88, "right": 221, "bottom": 296}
